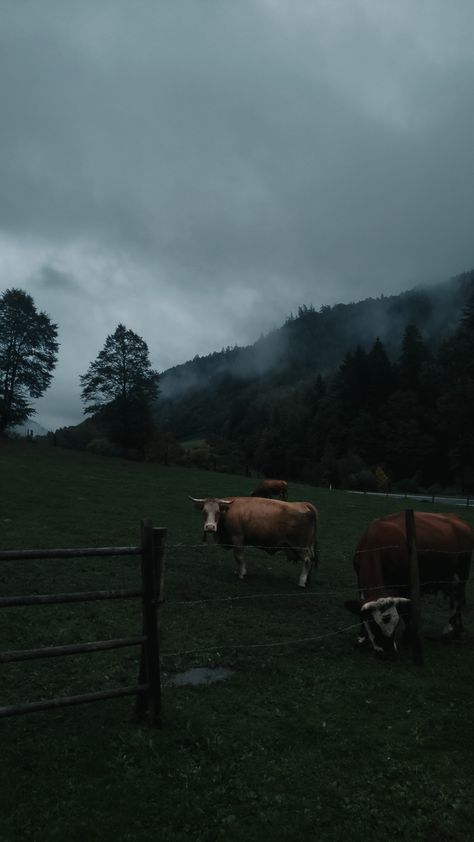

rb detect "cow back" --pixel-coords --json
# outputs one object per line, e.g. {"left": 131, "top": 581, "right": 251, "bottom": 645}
{"left": 218, "top": 497, "right": 317, "bottom": 550}
{"left": 354, "top": 511, "right": 474, "bottom": 601}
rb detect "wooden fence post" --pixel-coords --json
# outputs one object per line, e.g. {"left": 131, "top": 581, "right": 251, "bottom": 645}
{"left": 405, "top": 509, "right": 424, "bottom": 666}
{"left": 156, "top": 527, "right": 166, "bottom": 622}
{"left": 135, "top": 520, "right": 166, "bottom": 726}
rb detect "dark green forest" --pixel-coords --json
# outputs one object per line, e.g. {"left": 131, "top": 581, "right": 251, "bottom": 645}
{"left": 55, "top": 270, "right": 474, "bottom": 492}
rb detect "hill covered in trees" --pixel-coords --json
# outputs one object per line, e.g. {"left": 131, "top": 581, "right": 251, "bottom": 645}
{"left": 153, "top": 270, "right": 474, "bottom": 491}
{"left": 54, "top": 269, "right": 474, "bottom": 493}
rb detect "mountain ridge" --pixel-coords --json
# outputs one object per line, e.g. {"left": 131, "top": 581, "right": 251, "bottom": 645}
{"left": 156, "top": 269, "right": 474, "bottom": 439}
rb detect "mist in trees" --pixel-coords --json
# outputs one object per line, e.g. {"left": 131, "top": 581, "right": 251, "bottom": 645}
{"left": 4, "top": 273, "right": 474, "bottom": 489}
{"left": 178, "top": 286, "right": 474, "bottom": 492}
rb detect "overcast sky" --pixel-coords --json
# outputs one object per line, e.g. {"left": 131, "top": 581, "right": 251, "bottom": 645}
{"left": 1, "top": 1, "right": 474, "bottom": 431}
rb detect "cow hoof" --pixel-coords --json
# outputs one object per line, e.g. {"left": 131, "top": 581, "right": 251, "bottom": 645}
{"left": 441, "top": 628, "right": 461, "bottom": 642}
{"left": 355, "top": 636, "right": 368, "bottom": 649}
{"left": 374, "top": 647, "right": 397, "bottom": 660}
{"left": 441, "top": 623, "right": 458, "bottom": 641}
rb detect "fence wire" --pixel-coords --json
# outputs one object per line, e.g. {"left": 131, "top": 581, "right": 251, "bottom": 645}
{"left": 159, "top": 535, "right": 472, "bottom": 662}
{"left": 166, "top": 580, "right": 469, "bottom": 607}
{"left": 161, "top": 621, "right": 363, "bottom": 659}
{"left": 169, "top": 541, "right": 472, "bottom": 557}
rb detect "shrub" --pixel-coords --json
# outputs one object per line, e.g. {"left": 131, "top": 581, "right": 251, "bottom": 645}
{"left": 348, "top": 470, "right": 377, "bottom": 492}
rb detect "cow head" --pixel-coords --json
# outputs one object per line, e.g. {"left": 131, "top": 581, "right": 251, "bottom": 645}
{"left": 345, "top": 596, "right": 411, "bottom": 655}
{"left": 189, "top": 497, "right": 234, "bottom": 540}
{"left": 361, "top": 597, "right": 411, "bottom": 655}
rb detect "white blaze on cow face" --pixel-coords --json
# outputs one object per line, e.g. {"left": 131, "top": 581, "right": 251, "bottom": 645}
{"left": 202, "top": 500, "right": 220, "bottom": 533}
{"left": 189, "top": 497, "right": 233, "bottom": 536}
{"left": 361, "top": 597, "right": 410, "bottom": 651}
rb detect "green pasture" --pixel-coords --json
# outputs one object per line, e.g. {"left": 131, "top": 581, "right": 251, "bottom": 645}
{"left": 1, "top": 439, "right": 474, "bottom": 841}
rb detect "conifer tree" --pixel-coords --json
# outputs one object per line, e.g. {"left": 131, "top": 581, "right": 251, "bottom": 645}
{"left": 80, "top": 324, "right": 159, "bottom": 451}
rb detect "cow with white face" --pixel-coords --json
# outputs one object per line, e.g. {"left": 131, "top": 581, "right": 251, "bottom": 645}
{"left": 190, "top": 495, "right": 319, "bottom": 588}
{"left": 358, "top": 596, "right": 411, "bottom": 655}
{"left": 346, "top": 511, "right": 473, "bottom": 658}
{"left": 197, "top": 497, "right": 234, "bottom": 539}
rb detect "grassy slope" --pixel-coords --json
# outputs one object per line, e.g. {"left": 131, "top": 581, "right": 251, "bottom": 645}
{"left": 1, "top": 439, "right": 474, "bottom": 841}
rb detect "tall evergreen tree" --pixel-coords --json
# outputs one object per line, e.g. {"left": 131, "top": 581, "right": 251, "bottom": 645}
{"left": 365, "top": 337, "right": 395, "bottom": 408}
{"left": 333, "top": 346, "right": 369, "bottom": 415}
{"left": 0, "top": 288, "right": 59, "bottom": 434}
{"left": 80, "top": 324, "right": 159, "bottom": 452}
{"left": 398, "top": 324, "right": 431, "bottom": 390}
{"left": 436, "top": 284, "right": 474, "bottom": 489}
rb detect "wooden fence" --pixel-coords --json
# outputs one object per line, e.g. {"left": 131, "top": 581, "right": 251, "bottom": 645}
{"left": 0, "top": 519, "right": 165, "bottom": 725}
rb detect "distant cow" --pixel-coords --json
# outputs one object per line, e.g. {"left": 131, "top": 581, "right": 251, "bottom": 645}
{"left": 345, "top": 511, "right": 474, "bottom": 655}
{"left": 190, "top": 496, "right": 319, "bottom": 587}
{"left": 251, "top": 479, "right": 288, "bottom": 500}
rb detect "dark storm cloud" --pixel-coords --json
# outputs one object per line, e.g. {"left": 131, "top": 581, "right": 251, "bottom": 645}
{"left": 37, "top": 266, "right": 84, "bottom": 295}
{"left": 1, "top": 1, "right": 474, "bottom": 428}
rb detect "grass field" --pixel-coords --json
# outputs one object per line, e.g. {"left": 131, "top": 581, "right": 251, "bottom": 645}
{"left": 1, "top": 439, "right": 474, "bottom": 841}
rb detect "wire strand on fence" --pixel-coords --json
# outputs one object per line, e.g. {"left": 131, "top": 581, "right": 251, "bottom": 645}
{"left": 161, "top": 621, "right": 362, "bottom": 658}
{"left": 165, "top": 579, "right": 469, "bottom": 607}
{"left": 169, "top": 541, "right": 472, "bottom": 556}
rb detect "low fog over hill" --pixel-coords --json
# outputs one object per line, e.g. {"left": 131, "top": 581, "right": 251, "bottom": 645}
{"left": 158, "top": 270, "right": 473, "bottom": 413}
{"left": 52, "top": 268, "right": 474, "bottom": 492}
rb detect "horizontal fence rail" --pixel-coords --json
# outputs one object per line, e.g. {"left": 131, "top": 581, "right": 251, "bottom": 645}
{"left": 0, "top": 546, "right": 141, "bottom": 561}
{"left": 0, "top": 635, "right": 147, "bottom": 664}
{"left": 0, "top": 685, "right": 150, "bottom": 720}
{"left": 0, "top": 589, "right": 143, "bottom": 608}
{"left": 0, "top": 521, "right": 166, "bottom": 725}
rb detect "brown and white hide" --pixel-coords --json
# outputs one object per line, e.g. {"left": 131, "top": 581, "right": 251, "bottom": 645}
{"left": 345, "top": 511, "right": 473, "bottom": 655}
{"left": 190, "top": 496, "right": 319, "bottom": 587}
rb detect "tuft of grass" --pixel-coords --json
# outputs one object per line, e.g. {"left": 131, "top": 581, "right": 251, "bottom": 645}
{"left": 1, "top": 439, "right": 474, "bottom": 840}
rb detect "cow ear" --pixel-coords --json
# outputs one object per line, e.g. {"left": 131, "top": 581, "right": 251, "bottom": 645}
{"left": 344, "top": 600, "right": 361, "bottom": 615}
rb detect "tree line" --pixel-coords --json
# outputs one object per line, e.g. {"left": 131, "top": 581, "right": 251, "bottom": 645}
{"left": 1, "top": 281, "right": 474, "bottom": 492}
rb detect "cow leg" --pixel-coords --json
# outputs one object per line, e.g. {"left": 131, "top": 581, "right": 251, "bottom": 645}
{"left": 443, "top": 607, "right": 464, "bottom": 639}
{"left": 451, "top": 609, "right": 464, "bottom": 637}
{"left": 443, "top": 575, "right": 465, "bottom": 639}
{"left": 233, "top": 547, "right": 247, "bottom": 580}
{"left": 356, "top": 623, "right": 369, "bottom": 648}
{"left": 363, "top": 621, "right": 385, "bottom": 654}
{"left": 298, "top": 550, "right": 313, "bottom": 589}
{"left": 313, "top": 540, "right": 320, "bottom": 570}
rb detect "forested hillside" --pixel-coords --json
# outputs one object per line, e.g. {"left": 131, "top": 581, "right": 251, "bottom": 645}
{"left": 154, "top": 270, "right": 474, "bottom": 492}
{"left": 160, "top": 271, "right": 472, "bottom": 407}
{"left": 54, "top": 270, "right": 474, "bottom": 492}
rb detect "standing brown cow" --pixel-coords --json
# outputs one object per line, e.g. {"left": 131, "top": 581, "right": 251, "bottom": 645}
{"left": 251, "top": 479, "right": 288, "bottom": 500}
{"left": 190, "top": 496, "right": 319, "bottom": 587}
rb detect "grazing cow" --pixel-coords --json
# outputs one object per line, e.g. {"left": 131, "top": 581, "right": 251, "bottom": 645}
{"left": 345, "top": 511, "right": 474, "bottom": 655}
{"left": 251, "top": 479, "right": 288, "bottom": 500}
{"left": 189, "top": 496, "right": 318, "bottom": 587}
